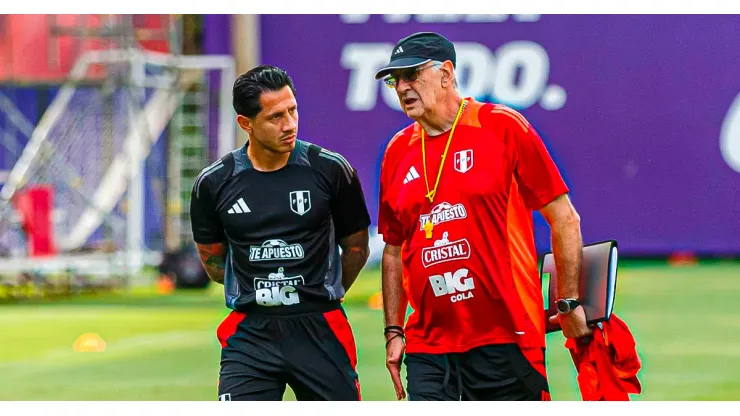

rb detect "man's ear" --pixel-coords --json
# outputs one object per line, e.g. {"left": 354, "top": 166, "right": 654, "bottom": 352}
{"left": 441, "top": 60, "right": 456, "bottom": 88}
{"left": 236, "top": 114, "right": 252, "bottom": 134}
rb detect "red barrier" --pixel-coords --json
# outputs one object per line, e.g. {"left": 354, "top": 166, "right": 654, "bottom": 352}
{"left": 12, "top": 185, "right": 57, "bottom": 257}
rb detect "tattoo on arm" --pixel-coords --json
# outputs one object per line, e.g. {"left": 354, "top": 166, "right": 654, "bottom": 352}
{"left": 339, "top": 229, "right": 370, "bottom": 292}
{"left": 196, "top": 243, "right": 227, "bottom": 285}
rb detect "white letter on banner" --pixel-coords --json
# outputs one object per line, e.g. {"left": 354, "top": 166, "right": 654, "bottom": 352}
{"left": 341, "top": 43, "right": 393, "bottom": 111}
{"left": 454, "top": 43, "right": 494, "bottom": 100}
{"left": 415, "top": 14, "right": 466, "bottom": 23}
{"left": 721, "top": 92, "right": 740, "bottom": 173}
{"left": 383, "top": 15, "right": 412, "bottom": 23}
{"left": 465, "top": 14, "right": 509, "bottom": 22}
{"left": 340, "top": 15, "right": 370, "bottom": 24}
{"left": 492, "top": 41, "right": 550, "bottom": 109}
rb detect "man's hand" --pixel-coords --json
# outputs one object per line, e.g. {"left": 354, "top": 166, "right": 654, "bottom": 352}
{"left": 549, "top": 306, "right": 593, "bottom": 339}
{"left": 385, "top": 332, "right": 406, "bottom": 400}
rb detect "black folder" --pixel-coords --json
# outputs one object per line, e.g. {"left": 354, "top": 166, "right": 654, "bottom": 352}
{"left": 541, "top": 240, "right": 619, "bottom": 334}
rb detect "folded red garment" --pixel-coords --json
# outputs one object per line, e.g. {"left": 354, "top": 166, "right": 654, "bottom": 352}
{"left": 564, "top": 314, "right": 642, "bottom": 401}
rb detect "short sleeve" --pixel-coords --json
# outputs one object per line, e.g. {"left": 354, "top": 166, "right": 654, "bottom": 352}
{"left": 377, "top": 150, "right": 405, "bottom": 246}
{"left": 189, "top": 174, "right": 227, "bottom": 244}
{"left": 506, "top": 108, "right": 570, "bottom": 210}
{"left": 328, "top": 154, "right": 371, "bottom": 240}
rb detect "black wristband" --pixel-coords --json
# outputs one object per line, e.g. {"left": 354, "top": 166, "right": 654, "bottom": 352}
{"left": 384, "top": 325, "right": 404, "bottom": 335}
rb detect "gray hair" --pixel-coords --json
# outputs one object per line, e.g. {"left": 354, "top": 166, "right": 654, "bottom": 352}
{"left": 430, "top": 60, "right": 459, "bottom": 89}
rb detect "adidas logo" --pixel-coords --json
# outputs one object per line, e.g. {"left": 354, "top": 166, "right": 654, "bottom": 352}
{"left": 394, "top": 46, "right": 404, "bottom": 55}
{"left": 227, "top": 198, "right": 251, "bottom": 214}
{"left": 403, "top": 166, "right": 420, "bottom": 184}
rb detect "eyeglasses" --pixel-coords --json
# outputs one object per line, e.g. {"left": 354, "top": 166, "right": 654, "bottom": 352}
{"left": 383, "top": 62, "right": 441, "bottom": 89}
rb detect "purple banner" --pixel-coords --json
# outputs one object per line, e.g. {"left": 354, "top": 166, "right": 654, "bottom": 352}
{"left": 260, "top": 15, "right": 740, "bottom": 256}
{"left": 204, "top": 14, "right": 232, "bottom": 161}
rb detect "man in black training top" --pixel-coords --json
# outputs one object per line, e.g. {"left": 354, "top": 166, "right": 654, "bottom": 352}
{"left": 189, "top": 65, "right": 371, "bottom": 401}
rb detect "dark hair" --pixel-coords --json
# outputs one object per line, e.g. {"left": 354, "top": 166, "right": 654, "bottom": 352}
{"left": 232, "top": 65, "right": 297, "bottom": 118}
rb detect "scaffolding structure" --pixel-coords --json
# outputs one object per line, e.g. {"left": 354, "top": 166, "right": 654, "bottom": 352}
{"left": 0, "top": 15, "right": 235, "bottom": 289}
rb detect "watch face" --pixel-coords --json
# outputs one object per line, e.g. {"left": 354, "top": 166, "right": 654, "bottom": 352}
{"left": 557, "top": 300, "right": 569, "bottom": 313}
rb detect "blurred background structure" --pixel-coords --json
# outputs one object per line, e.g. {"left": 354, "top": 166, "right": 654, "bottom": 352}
{"left": 0, "top": 14, "right": 739, "bottom": 401}
{"left": 0, "top": 15, "right": 238, "bottom": 292}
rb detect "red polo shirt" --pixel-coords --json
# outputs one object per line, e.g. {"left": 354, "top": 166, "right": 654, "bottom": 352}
{"left": 378, "top": 98, "right": 569, "bottom": 354}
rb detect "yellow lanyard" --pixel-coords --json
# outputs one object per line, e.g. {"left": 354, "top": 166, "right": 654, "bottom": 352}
{"left": 420, "top": 99, "right": 467, "bottom": 239}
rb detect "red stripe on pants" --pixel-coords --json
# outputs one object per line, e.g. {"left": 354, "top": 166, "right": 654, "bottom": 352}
{"left": 216, "top": 311, "right": 246, "bottom": 348}
{"left": 323, "top": 308, "right": 361, "bottom": 400}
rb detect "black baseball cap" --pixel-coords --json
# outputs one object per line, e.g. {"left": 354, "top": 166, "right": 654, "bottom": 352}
{"left": 374, "top": 32, "right": 456, "bottom": 80}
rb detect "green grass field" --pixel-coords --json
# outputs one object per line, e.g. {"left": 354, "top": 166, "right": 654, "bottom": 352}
{"left": 1, "top": 260, "right": 740, "bottom": 401}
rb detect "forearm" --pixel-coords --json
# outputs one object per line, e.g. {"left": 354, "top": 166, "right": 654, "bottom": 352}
{"left": 382, "top": 245, "right": 408, "bottom": 330}
{"left": 195, "top": 243, "right": 227, "bottom": 285}
{"left": 551, "top": 214, "right": 583, "bottom": 299}
{"left": 341, "top": 246, "right": 369, "bottom": 291}
{"left": 339, "top": 229, "right": 370, "bottom": 291}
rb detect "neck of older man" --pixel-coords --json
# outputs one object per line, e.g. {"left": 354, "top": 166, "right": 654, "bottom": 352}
{"left": 417, "top": 90, "right": 464, "bottom": 136}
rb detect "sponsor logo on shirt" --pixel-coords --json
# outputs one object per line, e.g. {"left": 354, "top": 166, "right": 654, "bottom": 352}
{"left": 421, "top": 232, "right": 471, "bottom": 268}
{"left": 428, "top": 267, "right": 476, "bottom": 303}
{"left": 403, "top": 166, "right": 420, "bottom": 184}
{"left": 254, "top": 267, "right": 304, "bottom": 306}
{"left": 249, "top": 239, "right": 304, "bottom": 262}
{"left": 419, "top": 201, "right": 467, "bottom": 230}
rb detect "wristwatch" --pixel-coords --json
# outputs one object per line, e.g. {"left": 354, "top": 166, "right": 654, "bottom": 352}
{"left": 556, "top": 298, "right": 581, "bottom": 314}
